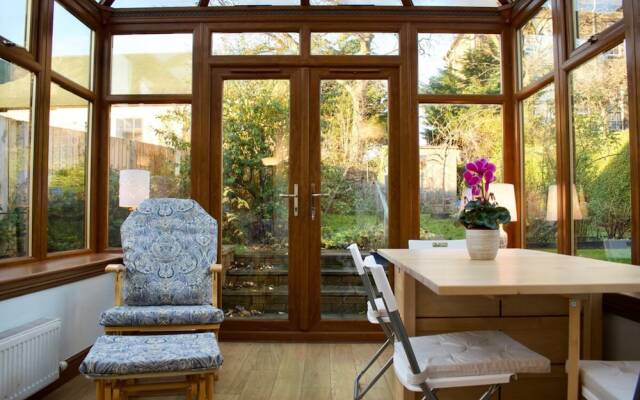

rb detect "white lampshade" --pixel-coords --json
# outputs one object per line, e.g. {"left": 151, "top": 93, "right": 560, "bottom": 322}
{"left": 490, "top": 183, "right": 518, "bottom": 222}
{"left": 545, "top": 184, "right": 583, "bottom": 221}
{"left": 119, "top": 169, "right": 150, "bottom": 209}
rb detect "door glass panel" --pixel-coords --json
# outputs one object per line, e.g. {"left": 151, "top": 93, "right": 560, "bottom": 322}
{"left": 320, "top": 79, "right": 389, "bottom": 320}
{"left": 222, "top": 79, "right": 291, "bottom": 319}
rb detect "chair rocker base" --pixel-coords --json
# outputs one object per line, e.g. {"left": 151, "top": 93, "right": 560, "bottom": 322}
{"left": 93, "top": 370, "right": 217, "bottom": 400}
{"left": 104, "top": 323, "right": 221, "bottom": 334}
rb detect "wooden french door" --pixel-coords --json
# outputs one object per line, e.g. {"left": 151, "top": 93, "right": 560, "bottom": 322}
{"left": 212, "top": 67, "right": 398, "bottom": 335}
{"left": 307, "top": 68, "right": 399, "bottom": 331}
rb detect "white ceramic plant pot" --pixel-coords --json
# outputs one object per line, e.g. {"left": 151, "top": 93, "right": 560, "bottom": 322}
{"left": 465, "top": 229, "right": 500, "bottom": 260}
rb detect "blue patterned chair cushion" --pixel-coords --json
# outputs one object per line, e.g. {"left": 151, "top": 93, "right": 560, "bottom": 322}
{"left": 99, "top": 305, "right": 224, "bottom": 327}
{"left": 79, "top": 333, "right": 223, "bottom": 377}
{"left": 121, "top": 198, "right": 218, "bottom": 306}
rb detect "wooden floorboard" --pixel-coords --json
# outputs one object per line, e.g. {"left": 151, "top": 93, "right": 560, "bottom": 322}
{"left": 43, "top": 342, "right": 394, "bottom": 400}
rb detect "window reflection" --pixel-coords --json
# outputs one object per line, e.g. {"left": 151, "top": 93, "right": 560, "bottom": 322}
{"left": 0, "top": 0, "right": 30, "bottom": 48}
{"left": 311, "top": 32, "right": 399, "bottom": 56}
{"left": 570, "top": 42, "right": 630, "bottom": 263}
{"left": 522, "top": 84, "right": 557, "bottom": 251}
{"left": 108, "top": 104, "right": 192, "bottom": 248}
{"left": 111, "top": 34, "right": 193, "bottom": 95}
{"left": 573, "top": 0, "right": 623, "bottom": 48}
{"left": 418, "top": 33, "right": 502, "bottom": 95}
{"left": 418, "top": 104, "right": 503, "bottom": 240}
{"left": 211, "top": 32, "right": 300, "bottom": 56}
{"left": 0, "top": 59, "right": 35, "bottom": 259}
{"left": 518, "top": 1, "right": 554, "bottom": 88}
{"left": 47, "top": 84, "right": 90, "bottom": 253}
{"left": 52, "top": 1, "right": 94, "bottom": 88}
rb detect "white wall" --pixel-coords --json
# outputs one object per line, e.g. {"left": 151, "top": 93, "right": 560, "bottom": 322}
{"left": 0, "top": 274, "right": 114, "bottom": 360}
{"left": 603, "top": 313, "right": 640, "bottom": 360}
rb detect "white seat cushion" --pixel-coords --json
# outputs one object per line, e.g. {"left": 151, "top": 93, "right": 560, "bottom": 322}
{"left": 579, "top": 360, "right": 640, "bottom": 400}
{"left": 367, "top": 297, "right": 389, "bottom": 324}
{"left": 394, "top": 330, "right": 550, "bottom": 388}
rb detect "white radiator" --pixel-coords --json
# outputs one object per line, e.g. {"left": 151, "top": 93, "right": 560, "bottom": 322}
{"left": 0, "top": 318, "right": 62, "bottom": 400}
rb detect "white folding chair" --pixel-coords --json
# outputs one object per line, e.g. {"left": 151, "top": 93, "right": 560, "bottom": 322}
{"left": 347, "top": 243, "right": 394, "bottom": 400}
{"left": 577, "top": 360, "right": 640, "bottom": 400}
{"left": 408, "top": 240, "right": 466, "bottom": 249}
{"left": 365, "top": 262, "right": 551, "bottom": 400}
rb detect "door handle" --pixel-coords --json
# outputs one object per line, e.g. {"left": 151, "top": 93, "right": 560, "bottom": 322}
{"left": 310, "top": 184, "right": 327, "bottom": 221}
{"left": 279, "top": 183, "right": 298, "bottom": 217}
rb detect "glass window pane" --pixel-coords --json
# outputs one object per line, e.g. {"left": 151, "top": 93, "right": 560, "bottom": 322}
{"left": 311, "top": 0, "right": 402, "bottom": 5}
{"left": 518, "top": 1, "right": 554, "bottom": 88}
{"left": 221, "top": 80, "right": 290, "bottom": 320}
{"left": 573, "top": 0, "right": 623, "bottom": 48}
{"left": 311, "top": 32, "right": 399, "bottom": 56}
{"left": 0, "top": 59, "right": 34, "bottom": 259}
{"left": 51, "top": 1, "right": 93, "bottom": 88}
{"left": 570, "top": 42, "right": 630, "bottom": 263}
{"left": 209, "top": 0, "right": 299, "bottom": 5}
{"left": 0, "top": 0, "right": 31, "bottom": 48}
{"left": 522, "top": 84, "right": 557, "bottom": 251}
{"left": 418, "top": 33, "right": 502, "bottom": 95}
{"left": 111, "top": 34, "right": 193, "bottom": 95}
{"left": 414, "top": 0, "right": 498, "bottom": 5}
{"left": 211, "top": 32, "right": 300, "bottom": 56}
{"left": 418, "top": 104, "right": 503, "bottom": 239}
{"left": 47, "top": 84, "right": 90, "bottom": 253}
{"left": 113, "top": 0, "right": 198, "bottom": 6}
{"left": 320, "top": 79, "right": 389, "bottom": 320}
{"left": 108, "top": 104, "right": 192, "bottom": 248}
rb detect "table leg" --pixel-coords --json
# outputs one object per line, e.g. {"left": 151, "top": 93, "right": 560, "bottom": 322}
{"left": 394, "top": 267, "right": 416, "bottom": 400}
{"left": 96, "top": 381, "right": 105, "bottom": 400}
{"left": 567, "top": 297, "right": 582, "bottom": 400}
{"left": 206, "top": 374, "right": 215, "bottom": 400}
{"left": 105, "top": 381, "right": 113, "bottom": 400}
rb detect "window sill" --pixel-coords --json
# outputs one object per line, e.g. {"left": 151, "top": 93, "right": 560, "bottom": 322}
{"left": 603, "top": 292, "right": 640, "bottom": 324}
{"left": 0, "top": 253, "right": 122, "bottom": 301}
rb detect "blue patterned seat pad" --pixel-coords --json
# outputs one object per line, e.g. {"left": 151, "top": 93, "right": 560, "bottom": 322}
{"left": 121, "top": 198, "right": 218, "bottom": 306}
{"left": 80, "top": 333, "right": 223, "bottom": 377}
{"left": 99, "top": 305, "right": 224, "bottom": 327}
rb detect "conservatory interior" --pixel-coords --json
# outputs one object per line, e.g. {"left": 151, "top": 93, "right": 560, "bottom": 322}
{"left": 1, "top": 0, "right": 640, "bottom": 399}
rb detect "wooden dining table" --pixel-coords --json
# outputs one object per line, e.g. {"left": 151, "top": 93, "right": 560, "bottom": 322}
{"left": 377, "top": 247, "right": 640, "bottom": 400}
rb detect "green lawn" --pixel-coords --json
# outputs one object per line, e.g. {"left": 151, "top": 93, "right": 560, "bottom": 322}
{"left": 576, "top": 248, "right": 632, "bottom": 265}
{"left": 420, "top": 214, "right": 465, "bottom": 240}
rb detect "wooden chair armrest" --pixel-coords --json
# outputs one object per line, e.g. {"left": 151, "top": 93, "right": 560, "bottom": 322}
{"left": 105, "top": 264, "right": 125, "bottom": 273}
{"left": 209, "top": 264, "right": 223, "bottom": 309}
{"left": 105, "top": 264, "right": 125, "bottom": 306}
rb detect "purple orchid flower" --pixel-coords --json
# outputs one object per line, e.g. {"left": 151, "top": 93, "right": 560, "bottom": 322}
{"left": 462, "top": 158, "right": 498, "bottom": 202}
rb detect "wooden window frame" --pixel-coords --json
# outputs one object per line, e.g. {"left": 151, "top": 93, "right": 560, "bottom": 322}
{"left": 0, "top": 0, "right": 638, "bottom": 330}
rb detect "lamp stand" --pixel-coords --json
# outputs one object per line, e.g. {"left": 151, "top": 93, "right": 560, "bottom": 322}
{"left": 499, "top": 224, "right": 508, "bottom": 248}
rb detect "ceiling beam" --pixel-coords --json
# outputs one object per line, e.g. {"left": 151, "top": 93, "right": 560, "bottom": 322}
{"left": 103, "top": 0, "right": 115, "bottom": 6}
{"left": 301, "top": 0, "right": 310, "bottom": 5}
{"left": 498, "top": 0, "right": 510, "bottom": 4}
{"left": 198, "top": 0, "right": 208, "bottom": 6}
{"left": 402, "top": 0, "right": 414, "bottom": 6}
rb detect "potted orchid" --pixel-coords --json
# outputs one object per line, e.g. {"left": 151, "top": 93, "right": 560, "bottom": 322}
{"left": 458, "top": 158, "right": 511, "bottom": 260}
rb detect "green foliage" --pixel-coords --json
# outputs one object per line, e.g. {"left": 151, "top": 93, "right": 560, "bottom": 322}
{"left": 321, "top": 214, "right": 385, "bottom": 249}
{"left": 47, "top": 166, "right": 86, "bottom": 252}
{"left": 0, "top": 202, "right": 28, "bottom": 259}
{"left": 221, "top": 80, "right": 290, "bottom": 248}
{"left": 458, "top": 199, "right": 511, "bottom": 230}
{"left": 586, "top": 144, "right": 631, "bottom": 239}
